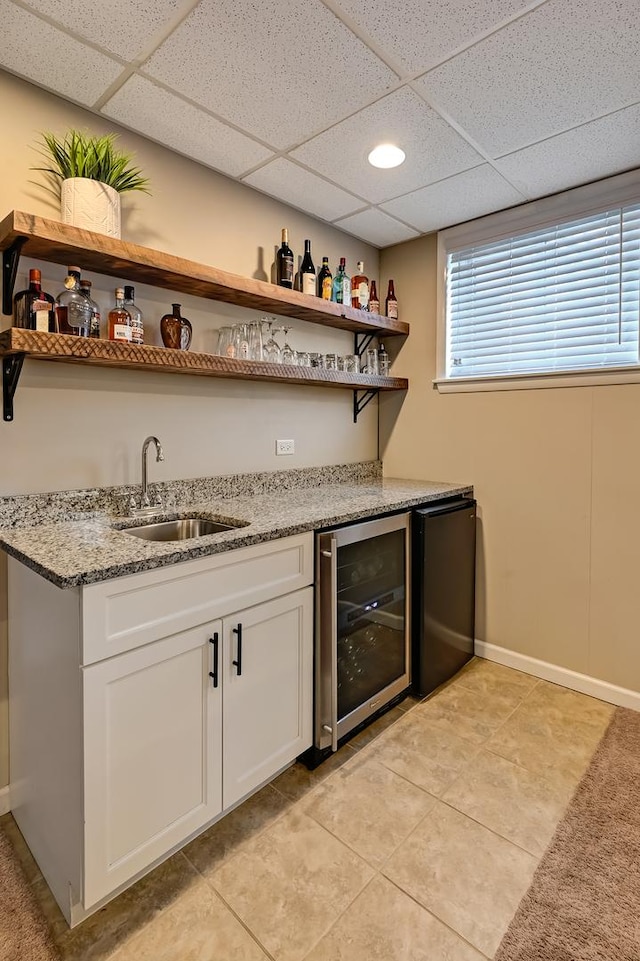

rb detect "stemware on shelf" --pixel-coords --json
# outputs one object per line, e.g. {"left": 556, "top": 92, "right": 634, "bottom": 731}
{"left": 263, "top": 318, "right": 282, "bottom": 364}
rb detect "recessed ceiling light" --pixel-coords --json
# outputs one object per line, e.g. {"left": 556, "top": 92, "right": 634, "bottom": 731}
{"left": 367, "top": 144, "right": 406, "bottom": 169}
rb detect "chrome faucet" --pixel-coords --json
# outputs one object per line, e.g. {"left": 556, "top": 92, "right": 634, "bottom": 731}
{"left": 133, "top": 435, "right": 164, "bottom": 515}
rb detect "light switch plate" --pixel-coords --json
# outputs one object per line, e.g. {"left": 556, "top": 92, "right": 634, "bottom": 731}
{"left": 276, "top": 439, "right": 295, "bottom": 455}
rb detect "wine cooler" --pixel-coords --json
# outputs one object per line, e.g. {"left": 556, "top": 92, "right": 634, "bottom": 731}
{"left": 313, "top": 512, "right": 411, "bottom": 758}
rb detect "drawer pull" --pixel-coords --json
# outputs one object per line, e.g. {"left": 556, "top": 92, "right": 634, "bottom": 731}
{"left": 232, "top": 623, "right": 243, "bottom": 676}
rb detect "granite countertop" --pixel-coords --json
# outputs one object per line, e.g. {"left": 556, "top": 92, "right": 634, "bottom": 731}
{"left": 0, "top": 469, "right": 472, "bottom": 589}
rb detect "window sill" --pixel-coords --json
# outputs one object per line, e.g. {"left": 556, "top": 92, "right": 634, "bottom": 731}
{"left": 434, "top": 366, "right": 640, "bottom": 393}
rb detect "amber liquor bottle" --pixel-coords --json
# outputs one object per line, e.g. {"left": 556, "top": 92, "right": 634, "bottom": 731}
{"left": 317, "top": 257, "right": 332, "bottom": 299}
{"left": 369, "top": 280, "right": 380, "bottom": 314}
{"left": 13, "top": 269, "right": 56, "bottom": 332}
{"left": 351, "top": 261, "right": 369, "bottom": 310}
{"left": 385, "top": 279, "right": 398, "bottom": 320}
{"left": 108, "top": 288, "right": 133, "bottom": 342}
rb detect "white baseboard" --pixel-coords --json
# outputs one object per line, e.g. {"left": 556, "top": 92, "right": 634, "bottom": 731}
{"left": 475, "top": 640, "right": 640, "bottom": 712}
{"left": 0, "top": 785, "right": 10, "bottom": 816}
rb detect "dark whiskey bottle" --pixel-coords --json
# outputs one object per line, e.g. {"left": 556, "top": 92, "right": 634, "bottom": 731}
{"left": 13, "top": 269, "right": 56, "bottom": 332}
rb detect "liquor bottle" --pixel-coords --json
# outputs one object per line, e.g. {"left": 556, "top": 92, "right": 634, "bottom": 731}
{"left": 123, "top": 285, "right": 144, "bottom": 345}
{"left": 56, "top": 266, "right": 91, "bottom": 336}
{"left": 108, "top": 288, "right": 132, "bottom": 342}
{"left": 378, "top": 342, "right": 390, "bottom": 376}
{"left": 331, "top": 258, "right": 351, "bottom": 307}
{"left": 317, "top": 257, "right": 332, "bottom": 299}
{"left": 13, "top": 269, "right": 56, "bottom": 332}
{"left": 385, "top": 279, "right": 398, "bottom": 320}
{"left": 300, "top": 239, "right": 316, "bottom": 296}
{"left": 369, "top": 279, "right": 380, "bottom": 315}
{"left": 79, "top": 280, "right": 102, "bottom": 338}
{"left": 351, "top": 261, "right": 369, "bottom": 311}
{"left": 276, "top": 228, "right": 294, "bottom": 288}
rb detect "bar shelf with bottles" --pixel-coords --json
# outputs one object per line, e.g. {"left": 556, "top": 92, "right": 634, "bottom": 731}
{"left": 0, "top": 211, "right": 408, "bottom": 337}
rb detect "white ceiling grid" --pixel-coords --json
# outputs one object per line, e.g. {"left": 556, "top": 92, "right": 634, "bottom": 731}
{"left": 3, "top": 0, "right": 639, "bottom": 247}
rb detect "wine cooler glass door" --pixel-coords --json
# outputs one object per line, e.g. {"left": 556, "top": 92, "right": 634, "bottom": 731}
{"left": 316, "top": 512, "right": 410, "bottom": 752}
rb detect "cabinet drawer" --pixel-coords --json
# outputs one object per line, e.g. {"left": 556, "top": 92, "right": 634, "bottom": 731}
{"left": 81, "top": 532, "right": 313, "bottom": 664}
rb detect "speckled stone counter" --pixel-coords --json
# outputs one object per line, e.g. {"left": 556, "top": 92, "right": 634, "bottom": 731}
{"left": 0, "top": 463, "right": 472, "bottom": 589}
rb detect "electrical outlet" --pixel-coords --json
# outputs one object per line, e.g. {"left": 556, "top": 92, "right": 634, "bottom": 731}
{"left": 276, "top": 439, "right": 295, "bottom": 456}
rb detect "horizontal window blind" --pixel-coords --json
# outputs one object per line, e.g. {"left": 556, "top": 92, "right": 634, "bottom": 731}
{"left": 446, "top": 204, "right": 640, "bottom": 378}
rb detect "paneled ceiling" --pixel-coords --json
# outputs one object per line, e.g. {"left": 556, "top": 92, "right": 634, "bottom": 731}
{"left": 2, "top": 0, "right": 639, "bottom": 247}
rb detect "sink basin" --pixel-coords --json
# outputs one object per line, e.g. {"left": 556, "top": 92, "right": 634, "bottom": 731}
{"left": 121, "top": 518, "right": 240, "bottom": 542}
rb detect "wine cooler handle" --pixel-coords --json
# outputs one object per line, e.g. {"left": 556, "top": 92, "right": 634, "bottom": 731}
{"left": 232, "top": 623, "right": 243, "bottom": 676}
{"left": 208, "top": 632, "right": 219, "bottom": 688}
{"left": 327, "top": 537, "right": 338, "bottom": 752}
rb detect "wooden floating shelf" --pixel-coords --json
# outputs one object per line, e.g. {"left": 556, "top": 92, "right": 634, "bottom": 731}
{"left": 0, "top": 328, "right": 408, "bottom": 392}
{"left": 0, "top": 211, "right": 409, "bottom": 338}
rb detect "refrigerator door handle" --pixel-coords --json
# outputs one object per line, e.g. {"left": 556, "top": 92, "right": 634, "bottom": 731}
{"left": 320, "top": 535, "right": 339, "bottom": 752}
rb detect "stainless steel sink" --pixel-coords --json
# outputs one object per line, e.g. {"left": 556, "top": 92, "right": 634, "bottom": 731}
{"left": 121, "top": 518, "right": 241, "bottom": 542}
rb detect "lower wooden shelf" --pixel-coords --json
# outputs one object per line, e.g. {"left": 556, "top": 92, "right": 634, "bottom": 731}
{"left": 0, "top": 328, "right": 408, "bottom": 422}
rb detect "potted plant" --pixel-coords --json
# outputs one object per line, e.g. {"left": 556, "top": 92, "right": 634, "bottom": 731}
{"left": 33, "top": 129, "right": 150, "bottom": 239}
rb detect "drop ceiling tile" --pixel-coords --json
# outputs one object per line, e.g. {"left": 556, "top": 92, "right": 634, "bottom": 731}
{"left": 493, "top": 104, "right": 640, "bottom": 199}
{"left": 102, "top": 75, "right": 273, "bottom": 177}
{"left": 334, "top": 208, "right": 420, "bottom": 248}
{"left": 381, "top": 165, "right": 525, "bottom": 232}
{"left": 0, "top": 0, "right": 122, "bottom": 105}
{"left": 291, "top": 88, "right": 483, "bottom": 205}
{"left": 334, "top": 0, "right": 544, "bottom": 74}
{"left": 18, "top": 0, "right": 184, "bottom": 60}
{"left": 243, "top": 159, "right": 364, "bottom": 222}
{"left": 415, "top": 0, "right": 640, "bottom": 157}
{"left": 142, "top": 0, "right": 398, "bottom": 149}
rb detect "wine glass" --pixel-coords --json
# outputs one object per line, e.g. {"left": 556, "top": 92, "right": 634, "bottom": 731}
{"left": 280, "top": 325, "right": 296, "bottom": 365}
{"left": 263, "top": 319, "right": 282, "bottom": 364}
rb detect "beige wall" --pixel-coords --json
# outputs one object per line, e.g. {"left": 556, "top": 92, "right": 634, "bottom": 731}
{"left": 0, "top": 70, "right": 381, "bottom": 789}
{"left": 380, "top": 234, "right": 640, "bottom": 697}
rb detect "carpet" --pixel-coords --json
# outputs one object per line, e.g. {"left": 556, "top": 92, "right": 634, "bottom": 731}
{"left": 494, "top": 706, "right": 640, "bottom": 961}
{"left": 0, "top": 822, "right": 59, "bottom": 961}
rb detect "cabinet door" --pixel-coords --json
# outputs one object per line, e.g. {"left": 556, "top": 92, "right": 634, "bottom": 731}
{"left": 223, "top": 587, "right": 313, "bottom": 809}
{"left": 83, "top": 621, "right": 222, "bottom": 907}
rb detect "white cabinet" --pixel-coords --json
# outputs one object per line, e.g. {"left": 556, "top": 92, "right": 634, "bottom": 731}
{"left": 8, "top": 532, "right": 314, "bottom": 925}
{"left": 223, "top": 590, "right": 313, "bottom": 809}
{"left": 82, "top": 621, "right": 223, "bottom": 907}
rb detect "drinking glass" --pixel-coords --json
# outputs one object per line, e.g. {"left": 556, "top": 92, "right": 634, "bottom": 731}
{"left": 263, "top": 319, "right": 282, "bottom": 364}
{"left": 248, "top": 320, "right": 263, "bottom": 360}
{"left": 216, "top": 326, "right": 235, "bottom": 357}
{"left": 341, "top": 354, "right": 360, "bottom": 373}
{"left": 365, "top": 347, "right": 379, "bottom": 375}
{"left": 297, "top": 350, "right": 311, "bottom": 367}
{"left": 232, "top": 323, "right": 250, "bottom": 360}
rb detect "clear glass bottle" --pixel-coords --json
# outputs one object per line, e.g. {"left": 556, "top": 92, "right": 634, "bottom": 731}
{"left": 108, "top": 288, "right": 132, "bottom": 342}
{"left": 351, "top": 261, "right": 369, "bottom": 311}
{"left": 13, "top": 268, "right": 56, "bottom": 332}
{"left": 300, "top": 239, "right": 315, "bottom": 295}
{"left": 276, "top": 227, "right": 294, "bottom": 288}
{"left": 123, "top": 285, "right": 144, "bottom": 345}
{"left": 79, "top": 280, "right": 101, "bottom": 339}
{"left": 56, "top": 266, "right": 91, "bottom": 336}
{"left": 317, "top": 257, "right": 332, "bottom": 300}
{"left": 378, "top": 342, "right": 390, "bottom": 376}
{"left": 331, "top": 258, "right": 351, "bottom": 307}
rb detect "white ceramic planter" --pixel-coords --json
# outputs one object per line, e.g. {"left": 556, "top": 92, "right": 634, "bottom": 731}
{"left": 60, "top": 178, "right": 121, "bottom": 238}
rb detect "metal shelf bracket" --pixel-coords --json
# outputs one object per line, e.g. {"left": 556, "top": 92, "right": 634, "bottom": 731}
{"left": 354, "top": 332, "right": 376, "bottom": 360}
{"left": 353, "top": 388, "right": 377, "bottom": 423}
{"left": 3, "top": 237, "right": 27, "bottom": 315}
{"left": 3, "top": 353, "right": 25, "bottom": 422}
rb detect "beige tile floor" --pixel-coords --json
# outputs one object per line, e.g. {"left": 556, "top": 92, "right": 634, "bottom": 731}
{"left": 3, "top": 658, "right": 615, "bottom": 961}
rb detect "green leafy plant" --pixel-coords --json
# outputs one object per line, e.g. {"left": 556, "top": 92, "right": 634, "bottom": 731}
{"left": 33, "top": 130, "right": 150, "bottom": 194}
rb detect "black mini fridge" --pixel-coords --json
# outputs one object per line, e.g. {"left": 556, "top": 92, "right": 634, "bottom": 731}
{"left": 412, "top": 498, "right": 476, "bottom": 697}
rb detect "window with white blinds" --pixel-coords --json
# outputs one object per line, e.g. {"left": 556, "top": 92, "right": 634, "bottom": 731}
{"left": 445, "top": 202, "right": 640, "bottom": 380}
